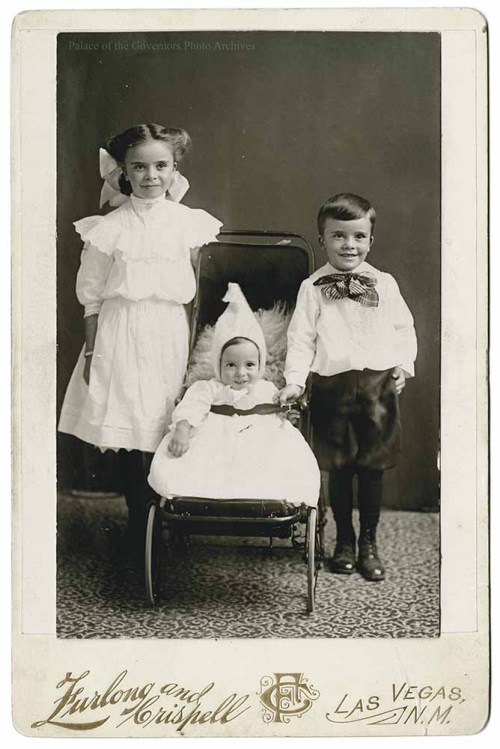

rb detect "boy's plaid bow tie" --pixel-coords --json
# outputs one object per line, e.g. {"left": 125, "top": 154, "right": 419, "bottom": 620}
{"left": 313, "top": 272, "right": 379, "bottom": 307}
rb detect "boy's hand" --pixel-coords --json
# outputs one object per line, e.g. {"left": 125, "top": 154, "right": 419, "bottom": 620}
{"left": 391, "top": 367, "right": 406, "bottom": 395}
{"left": 283, "top": 405, "right": 301, "bottom": 425}
{"left": 168, "top": 422, "right": 192, "bottom": 457}
{"left": 279, "top": 384, "right": 304, "bottom": 405}
{"left": 274, "top": 390, "right": 301, "bottom": 424}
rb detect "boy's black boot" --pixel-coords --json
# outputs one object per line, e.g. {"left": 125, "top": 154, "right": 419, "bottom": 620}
{"left": 357, "top": 524, "right": 385, "bottom": 581}
{"left": 331, "top": 525, "right": 356, "bottom": 574}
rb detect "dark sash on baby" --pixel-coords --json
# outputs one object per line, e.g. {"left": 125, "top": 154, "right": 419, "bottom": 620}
{"left": 210, "top": 403, "right": 283, "bottom": 417}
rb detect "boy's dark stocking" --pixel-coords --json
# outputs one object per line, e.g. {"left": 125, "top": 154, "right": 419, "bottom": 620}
{"left": 357, "top": 467, "right": 385, "bottom": 581}
{"left": 328, "top": 466, "right": 356, "bottom": 573}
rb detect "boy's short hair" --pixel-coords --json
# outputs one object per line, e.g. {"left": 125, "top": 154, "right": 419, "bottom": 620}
{"left": 317, "top": 193, "right": 376, "bottom": 236}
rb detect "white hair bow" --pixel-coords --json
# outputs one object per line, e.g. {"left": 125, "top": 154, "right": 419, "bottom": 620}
{"left": 98, "top": 147, "right": 190, "bottom": 208}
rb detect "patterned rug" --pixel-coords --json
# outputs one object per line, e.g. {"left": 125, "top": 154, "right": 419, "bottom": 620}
{"left": 57, "top": 492, "right": 440, "bottom": 639}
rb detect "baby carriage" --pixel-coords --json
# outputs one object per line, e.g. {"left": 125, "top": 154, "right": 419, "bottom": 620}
{"left": 144, "top": 230, "right": 325, "bottom": 613}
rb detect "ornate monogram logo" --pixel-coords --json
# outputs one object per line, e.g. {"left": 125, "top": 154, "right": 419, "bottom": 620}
{"left": 259, "top": 672, "right": 319, "bottom": 724}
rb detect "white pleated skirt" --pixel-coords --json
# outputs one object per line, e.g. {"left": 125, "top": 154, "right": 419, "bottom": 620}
{"left": 148, "top": 412, "right": 321, "bottom": 507}
{"left": 58, "top": 297, "right": 189, "bottom": 452}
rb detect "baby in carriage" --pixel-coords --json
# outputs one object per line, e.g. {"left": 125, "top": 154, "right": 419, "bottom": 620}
{"left": 148, "top": 283, "right": 320, "bottom": 505}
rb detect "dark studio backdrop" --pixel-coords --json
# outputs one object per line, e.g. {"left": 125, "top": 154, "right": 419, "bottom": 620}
{"left": 57, "top": 31, "right": 440, "bottom": 510}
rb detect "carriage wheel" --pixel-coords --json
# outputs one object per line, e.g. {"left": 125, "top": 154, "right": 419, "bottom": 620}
{"left": 317, "top": 482, "right": 327, "bottom": 562}
{"left": 306, "top": 507, "right": 317, "bottom": 613}
{"left": 145, "top": 502, "right": 163, "bottom": 606}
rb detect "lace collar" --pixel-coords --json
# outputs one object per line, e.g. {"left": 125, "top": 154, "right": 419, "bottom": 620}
{"left": 130, "top": 193, "right": 169, "bottom": 215}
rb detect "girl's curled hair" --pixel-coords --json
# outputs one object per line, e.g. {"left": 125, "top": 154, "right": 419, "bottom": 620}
{"left": 105, "top": 123, "right": 191, "bottom": 196}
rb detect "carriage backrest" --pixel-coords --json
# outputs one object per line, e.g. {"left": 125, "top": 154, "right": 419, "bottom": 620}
{"left": 191, "top": 239, "right": 313, "bottom": 343}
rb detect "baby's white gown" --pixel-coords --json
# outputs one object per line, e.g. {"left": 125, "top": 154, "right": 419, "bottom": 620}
{"left": 58, "top": 195, "right": 222, "bottom": 452}
{"left": 148, "top": 379, "right": 321, "bottom": 507}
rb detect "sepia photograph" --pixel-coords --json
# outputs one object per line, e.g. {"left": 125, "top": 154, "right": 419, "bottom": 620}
{"left": 55, "top": 29, "right": 440, "bottom": 639}
{"left": 11, "top": 6, "right": 488, "bottom": 738}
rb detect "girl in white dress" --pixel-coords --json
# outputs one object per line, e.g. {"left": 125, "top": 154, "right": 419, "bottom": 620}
{"left": 148, "top": 284, "right": 320, "bottom": 506}
{"left": 58, "top": 123, "right": 222, "bottom": 546}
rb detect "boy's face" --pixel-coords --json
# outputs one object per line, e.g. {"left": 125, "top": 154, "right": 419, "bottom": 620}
{"left": 320, "top": 216, "right": 373, "bottom": 272}
{"left": 220, "top": 340, "right": 260, "bottom": 390}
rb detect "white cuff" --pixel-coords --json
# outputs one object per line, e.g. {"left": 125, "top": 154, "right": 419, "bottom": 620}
{"left": 285, "top": 373, "right": 307, "bottom": 390}
{"left": 84, "top": 303, "right": 102, "bottom": 317}
{"left": 400, "top": 363, "right": 415, "bottom": 378}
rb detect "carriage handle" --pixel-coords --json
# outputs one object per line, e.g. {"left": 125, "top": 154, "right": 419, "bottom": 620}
{"left": 216, "top": 229, "right": 315, "bottom": 267}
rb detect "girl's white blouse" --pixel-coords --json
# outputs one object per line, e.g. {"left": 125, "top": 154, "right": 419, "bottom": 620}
{"left": 74, "top": 195, "right": 222, "bottom": 315}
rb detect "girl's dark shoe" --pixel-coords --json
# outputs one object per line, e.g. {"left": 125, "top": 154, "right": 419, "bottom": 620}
{"left": 357, "top": 526, "right": 385, "bottom": 581}
{"left": 331, "top": 541, "right": 356, "bottom": 574}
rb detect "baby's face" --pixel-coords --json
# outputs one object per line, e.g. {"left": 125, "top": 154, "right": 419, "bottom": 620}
{"left": 320, "top": 216, "right": 373, "bottom": 272}
{"left": 220, "top": 341, "right": 260, "bottom": 390}
{"left": 123, "top": 140, "right": 176, "bottom": 200}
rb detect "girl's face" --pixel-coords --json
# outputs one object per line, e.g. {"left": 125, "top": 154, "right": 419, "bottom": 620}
{"left": 220, "top": 340, "right": 260, "bottom": 390}
{"left": 123, "top": 140, "right": 176, "bottom": 200}
{"left": 320, "top": 216, "right": 373, "bottom": 272}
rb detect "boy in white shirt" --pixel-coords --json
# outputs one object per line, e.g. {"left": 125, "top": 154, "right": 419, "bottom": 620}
{"left": 280, "top": 193, "right": 417, "bottom": 581}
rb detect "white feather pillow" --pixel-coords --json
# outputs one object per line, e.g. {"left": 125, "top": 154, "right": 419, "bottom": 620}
{"left": 187, "top": 302, "right": 292, "bottom": 388}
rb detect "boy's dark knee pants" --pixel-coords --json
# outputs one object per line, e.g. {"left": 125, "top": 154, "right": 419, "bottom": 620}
{"left": 310, "top": 369, "right": 401, "bottom": 472}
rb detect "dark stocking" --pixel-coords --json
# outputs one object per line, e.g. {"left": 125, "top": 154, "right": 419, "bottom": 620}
{"left": 118, "top": 450, "right": 157, "bottom": 547}
{"left": 328, "top": 466, "right": 356, "bottom": 544}
{"left": 357, "top": 467, "right": 383, "bottom": 529}
{"left": 328, "top": 466, "right": 356, "bottom": 573}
